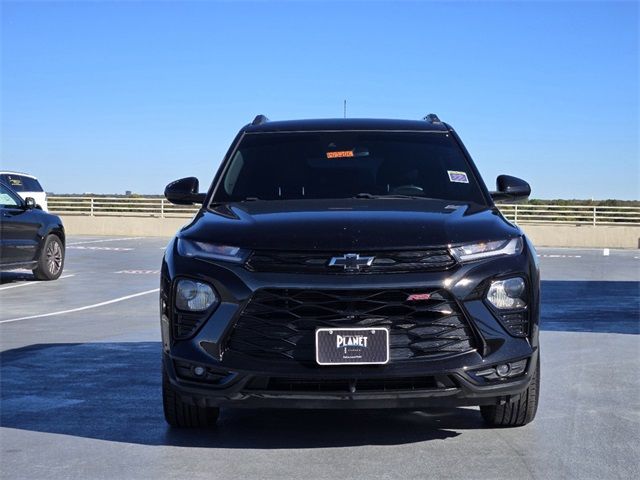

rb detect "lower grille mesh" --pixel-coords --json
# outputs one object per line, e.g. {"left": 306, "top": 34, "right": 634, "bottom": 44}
{"left": 227, "top": 288, "right": 476, "bottom": 363}
{"left": 497, "top": 311, "right": 529, "bottom": 337}
{"left": 173, "top": 311, "right": 207, "bottom": 339}
{"left": 245, "top": 375, "right": 457, "bottom": 392}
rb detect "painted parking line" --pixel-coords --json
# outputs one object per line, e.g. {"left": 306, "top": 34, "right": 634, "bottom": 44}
{"left": 67, "top": 246, "right": 133, "bottom": 251}
{"left": 0, "top": 274, "right": 76, "bottom": 291}
{"left": 538, "top": 247, "right": 636, "bottom": 252}
{"left": 0, "top": 288, "right": 159, "bottom": 324}
{"left": 67, "top": 237, "right": 143, "bottom": 245}
{"left": 538, "top": 254, "right": 583, "bottom": 258}
{"left": 115, "top": 270, "right": 160, "bottom": 274}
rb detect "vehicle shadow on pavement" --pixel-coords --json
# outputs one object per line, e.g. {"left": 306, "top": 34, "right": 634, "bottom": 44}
{"left": 0, "top": 342, "right": 483, "bottom": 448}
{"left": 0, "top": 270, "right": 35, "bottom": 285}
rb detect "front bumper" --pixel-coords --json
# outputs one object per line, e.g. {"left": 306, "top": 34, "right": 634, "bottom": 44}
{"left": 161, "top": 237, "right": 540, "bottom": 409}
{"left": 163, "top": 348, "right": 539, "bottom": 409}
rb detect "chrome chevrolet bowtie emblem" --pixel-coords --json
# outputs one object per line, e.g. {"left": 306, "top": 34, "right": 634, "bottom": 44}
{"left": 328, "top": 253, "right": 375, "bottom": 271}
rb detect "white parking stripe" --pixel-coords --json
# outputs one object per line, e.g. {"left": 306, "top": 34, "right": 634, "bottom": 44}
{"left": 0, "top": 274, "right": 76, "bottom": 291}
{"left": 67, "top": 246, "right": 133, "bottom": 251}
{"left": 0, "top": 288, "right": 159, "bottom": 324}
{"left": 115, "top": 270, "right": 160, "bottom": 274}
{"left": 67, "top": 237, "right": 143, "bottom": 245}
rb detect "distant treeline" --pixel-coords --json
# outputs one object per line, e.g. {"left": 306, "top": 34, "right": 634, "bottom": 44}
{"left": 47, "top": 193, "right": 639, "bottom": 206}
{"left": 526, "top": 199, "right": 639, "bottom": 207}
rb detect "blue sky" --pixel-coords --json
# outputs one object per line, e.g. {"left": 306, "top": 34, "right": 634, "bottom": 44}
{"left": 1, "top": 0, "right": 638, "bottom": 199}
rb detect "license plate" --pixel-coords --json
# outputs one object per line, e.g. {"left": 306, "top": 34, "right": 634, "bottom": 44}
{"left": 315, "top": 327, "right": 389, "bottom": 365}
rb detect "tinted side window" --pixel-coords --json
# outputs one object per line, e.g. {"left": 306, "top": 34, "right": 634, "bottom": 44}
{"left": 0, "top": 184, "right": 22, "bottom": 208}
{"left": 0, "top": 174, "right": 43, "bottom": 192}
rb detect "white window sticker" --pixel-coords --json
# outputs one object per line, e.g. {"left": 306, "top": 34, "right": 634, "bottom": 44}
{"left": 448, "top": 170, "right": 469, "bottom": 183}
{"left": 0, "top": 193, "right": 18, "bottom": 206}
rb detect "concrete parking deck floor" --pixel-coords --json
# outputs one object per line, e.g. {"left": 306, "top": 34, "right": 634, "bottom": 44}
{"left": 1, "top": 237, "right": 639, "bottom": 479}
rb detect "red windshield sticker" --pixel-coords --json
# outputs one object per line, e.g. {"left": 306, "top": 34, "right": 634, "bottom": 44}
{"left": 326, "top": 150, "right": 354, "bottom": 159}
{"left": 407, "top": 293, "right": 431, "bottom": 302}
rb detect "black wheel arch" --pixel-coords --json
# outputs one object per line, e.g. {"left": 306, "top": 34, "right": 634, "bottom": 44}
{"left": 33, "top": 224, "right": 65, "bottom": 264}
{"left": 49, "top": 226, "right": 66, "bottom": 246}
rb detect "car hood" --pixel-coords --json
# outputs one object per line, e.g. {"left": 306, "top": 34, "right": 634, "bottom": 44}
{"left": 179, "top": 199, "right": 520, "bottom": 251}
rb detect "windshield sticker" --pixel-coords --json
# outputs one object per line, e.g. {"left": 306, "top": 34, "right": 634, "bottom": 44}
{"left": 448, "top": 171, "right": 469, "bottom": 183}
{"left": 326, "top": 150, "right": 354, "bottom": 159}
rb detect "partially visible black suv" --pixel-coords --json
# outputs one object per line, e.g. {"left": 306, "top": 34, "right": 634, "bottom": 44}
{"left": 0, "top": 181, "right": 65, "bottom": 280}
{"left": 161, "top": 115, "right": 540, "bottom": 428}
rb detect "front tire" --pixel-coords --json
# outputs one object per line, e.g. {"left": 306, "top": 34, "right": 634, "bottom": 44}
{"left": 480, "top": 360, "right": 540, "bottom": 427}
{"left": 162, "top": 369, "right": 219, "bottom": 428}
{"left": 33, "top": 234, "right": 64, "bottom": 280}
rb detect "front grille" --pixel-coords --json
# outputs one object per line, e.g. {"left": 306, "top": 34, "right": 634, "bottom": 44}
{"left": 245, "top": 375, "right": 457, "bottom": 392}
{"left": 246, "top": 249, "right": 456, "bottom": 274}
{"left": 226, "top": 288, "right": 476, "bottom": 363}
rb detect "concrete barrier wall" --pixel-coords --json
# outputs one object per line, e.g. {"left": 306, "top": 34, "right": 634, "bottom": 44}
{"left": 60, "top": 215, "right": 193, "bottom": 238}
{"left": 521, "top": 225, "right": 639, "bottom": 249}
{"left": 60, "top": 215, "right": 640, "bottom": 249}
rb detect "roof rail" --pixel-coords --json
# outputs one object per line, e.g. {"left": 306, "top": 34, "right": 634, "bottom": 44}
{"left": 423, "top": 113, "right": 442, "bottom": 124}
{"left": 251, "top": 114, "right": 270, "bottom": 126}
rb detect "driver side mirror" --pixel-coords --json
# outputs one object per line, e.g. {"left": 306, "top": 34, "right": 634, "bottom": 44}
{"left": 24, "top": 197, "right": 37, "bottom": 209}
{"left": 164, "top": 177, "right": 206, "bottom": 205}
{"left": 490, "top": 175, "right": 531, "bottom": 203}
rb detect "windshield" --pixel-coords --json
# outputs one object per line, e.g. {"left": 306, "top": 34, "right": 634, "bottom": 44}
{"left": 212, "top": 131, "right": 487, "bottom": 205}
{"left": 0, "top": 174, "right": 43, "bottom": 192}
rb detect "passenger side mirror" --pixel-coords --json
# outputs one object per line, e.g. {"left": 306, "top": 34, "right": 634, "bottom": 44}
{"left": 490, "top": 175, "right": 531, "bottom": 203}
{"left": 164, "top": 177, "right": 206, "bottom": 205}
{"left": 24, "top": 197, "right": 37, "bottom": 209}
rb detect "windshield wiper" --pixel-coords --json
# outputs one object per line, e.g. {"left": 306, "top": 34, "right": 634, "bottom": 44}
{"left": 352, "top": 193, "right": 438, "bottom": 201}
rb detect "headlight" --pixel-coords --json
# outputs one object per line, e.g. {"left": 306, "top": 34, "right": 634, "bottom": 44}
{"left": 175, "top": 279, "right": 218, "bottom": 311}
{"left": 486, "top": 277, "right": 527, "bottom": 310}
{"left": 177, "top": 238, "right": 249, "bottom": 263}
{"left": 449, "top": 237, "right": 523, "bottom": 263}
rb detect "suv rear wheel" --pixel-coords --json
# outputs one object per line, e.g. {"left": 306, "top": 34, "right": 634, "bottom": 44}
{"left": 33, "top": 234, "right": 64, "bottom": 280}
{"left": 162, "top": 369, "right": 219, "bottom": 428}
{"left": 480, "top": 361, "right": 540, "bottom": 427}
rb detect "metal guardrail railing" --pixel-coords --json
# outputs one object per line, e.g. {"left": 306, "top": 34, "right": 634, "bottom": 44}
{"left": 48, "top": 196, "right": 198, "bottom": 218}
{"left": 47, "top": 197, "right": 640, "bottom": 226}
{"left": 498, "top": 204, "right": 640, "bottom": 226}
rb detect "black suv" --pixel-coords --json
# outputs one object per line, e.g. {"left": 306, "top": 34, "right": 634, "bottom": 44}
{"left": 161, "top": 115, "right": 540, "bottom": 428}
{"left": 0, "top": 180, "right": 65, "bottom": 280}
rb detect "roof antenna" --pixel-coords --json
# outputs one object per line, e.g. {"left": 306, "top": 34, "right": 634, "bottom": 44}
{"left": 343, "top": 99, "right": 347, "bottom": 119}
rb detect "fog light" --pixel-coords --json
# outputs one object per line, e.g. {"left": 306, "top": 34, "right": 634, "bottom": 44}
{"left": 473, "top": 359, "right": 529, "bottom": 381}
{"left": 503, "top": 278, "right": 525, "bottom": 298}
{"left": 193, "top": 366, "right": 206, "bottom": 377}
{"left": 486, "top": 277, "right": 527, "bottom": 310}
{"left": 175, "top": 279, "right": 218, "bottom": 311}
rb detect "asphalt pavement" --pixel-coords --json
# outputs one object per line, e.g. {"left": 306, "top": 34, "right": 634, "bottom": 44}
{"left": 1, "top": 237, "right": 638, "bottom": 480}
